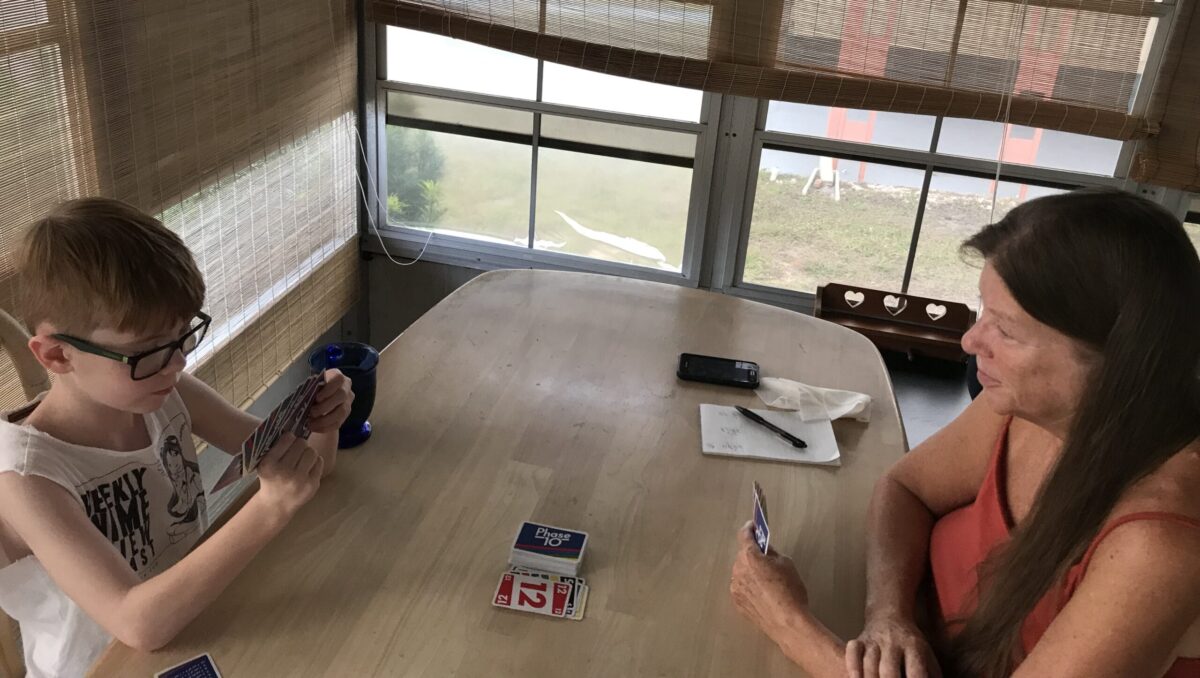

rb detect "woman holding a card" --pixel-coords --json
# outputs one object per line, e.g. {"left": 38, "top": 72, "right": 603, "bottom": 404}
{"left": 731, "top": 189, "right": 1200, "bottom": 677}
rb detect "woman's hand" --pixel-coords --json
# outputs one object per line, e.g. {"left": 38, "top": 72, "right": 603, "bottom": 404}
{"left": 845, "top": 612, "right": 941, "bottom": 678}
{"left": 307, "top": 368, "right": 355, "bottom": 434}
{"left": 730, "top": 521, "right": 810, "bottom": 640}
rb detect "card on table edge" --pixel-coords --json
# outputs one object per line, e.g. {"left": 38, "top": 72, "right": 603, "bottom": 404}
{"left": 570, "top": 584, "right": 589, "bottom": 620}
{"left": 153, "top": 652, "right": 222, "bottom": 678}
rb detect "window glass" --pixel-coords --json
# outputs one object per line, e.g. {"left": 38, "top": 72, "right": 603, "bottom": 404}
{"left": 534, "top": 149, "right": 691, "bottom": 271}
{"left": 744, "top": 149, "right": 923, "bottom": 293}
{"left": 385, "top": 125, "right": 532, "bottom": 247}
{"left": 907, "top": 174, "right": 1065, "bottom": 307}
{"left": 385, "top": 26, "right": 537, "bottom": 100}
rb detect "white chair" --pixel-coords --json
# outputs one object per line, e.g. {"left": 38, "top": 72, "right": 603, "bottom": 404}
{"left": 0, "top": 310, "right": 49, "bottom": 401}
{"left": 0, "top": 614, "right": 21, "bottom": 678}
{"left": 0, "top": 308, "right": 40, "bottom": 678}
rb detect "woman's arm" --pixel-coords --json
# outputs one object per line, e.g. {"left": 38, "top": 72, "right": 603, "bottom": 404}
{"left": 851, "top": 397, "right": 1007, "bottom": 677}
{"left": 1013, "top": 519, "right": 1200, "bottom": 677}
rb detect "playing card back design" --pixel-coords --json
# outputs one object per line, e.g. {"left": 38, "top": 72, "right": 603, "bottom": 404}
{"left": 753, "top": 481, "right": 770, "bottom": 555}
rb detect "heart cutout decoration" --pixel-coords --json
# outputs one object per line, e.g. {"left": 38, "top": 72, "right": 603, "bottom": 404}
{"left": 883, "top": 294, "right": 907, "bottom": 316}
{"left": 926, "top": 303, "right": 947, "bottom": 321}
{"left": 844, "top": 290, "right": 865, "bottom": 308}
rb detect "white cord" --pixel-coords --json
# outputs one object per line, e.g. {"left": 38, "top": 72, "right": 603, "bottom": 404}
{"left": 329, "top": 0, "right": 435, "bottom": 267}
{"left": 989, "top": 0, "right": 1030, "bottom": 223}
{"left": 350, "top": 122, "right": 436, "bottom": 267}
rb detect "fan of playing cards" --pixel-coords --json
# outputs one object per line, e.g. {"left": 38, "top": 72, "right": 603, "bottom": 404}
{"left": 212, "top": 373, "right": 325, "bottom": 493}
{"left": 492, "top": 521, "right": 590, "bottom": 621}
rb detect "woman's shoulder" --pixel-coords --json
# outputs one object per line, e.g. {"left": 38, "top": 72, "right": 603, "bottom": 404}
{"left": 1114, "top": 438, "right": 1200, "bottom": 522}
{"left": 1075, "top": 447, "right": 1200, "bottom": 603}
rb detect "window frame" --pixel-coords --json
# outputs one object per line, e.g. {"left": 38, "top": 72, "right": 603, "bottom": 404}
{"left": 366, "top": 24, "right": 721, "bottom": 288}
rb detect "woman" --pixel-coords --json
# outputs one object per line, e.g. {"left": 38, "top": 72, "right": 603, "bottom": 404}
{"left": 730, "top": 188, "right": 1200, "bottom": 677}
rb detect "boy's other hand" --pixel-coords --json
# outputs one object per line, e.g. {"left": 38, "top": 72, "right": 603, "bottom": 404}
{"left": 308, "top": 368, "right": 354, "bottom": 434}
{"left": 256, "top": 432, "right": 323, "bottom": 519}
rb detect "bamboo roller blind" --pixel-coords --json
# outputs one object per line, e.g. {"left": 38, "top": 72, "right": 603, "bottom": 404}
{"left": 0, "top": 0, "right": 360, "bottom": 411}
{"left": 370, "top": 0, "right": 1200, "bottom": 189}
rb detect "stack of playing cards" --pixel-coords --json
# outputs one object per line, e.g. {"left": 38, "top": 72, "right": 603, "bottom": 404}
{"left": 508, "top": 521, "right": 588, "bottom": 576}
{"left": 491, "top": 567, "right": 589, "bottom": 621}
{"left": 491, "top": 521, "right": 590, "bottom": 621}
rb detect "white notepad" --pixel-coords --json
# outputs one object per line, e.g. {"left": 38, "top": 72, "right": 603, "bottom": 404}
{"left": 699, "top": 404, "right": 841, "bottom": 466}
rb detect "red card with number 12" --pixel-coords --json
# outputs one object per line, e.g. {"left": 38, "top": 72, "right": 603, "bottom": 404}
{"left": 492, "top": 572, "right": 571, "bottom": 617}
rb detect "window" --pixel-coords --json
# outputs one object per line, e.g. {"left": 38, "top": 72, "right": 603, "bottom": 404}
{"left": 541, "top": 64, "right": 702, "bottom": 122}
{"left": 937, "top": 119, "right": 1123, "bottom": 176}
{"left": 744, "top": 97, "right": 1116, "bottom": 308}
{"left": 385, "top": 28, "right": 537, "bottom": 100}
{"left": 908, "top": 176, "right": 1064, "bottom": 305}
{"left": 379, "top": 27, "right": 707, "bottom": 276}
{"left": 373, "top": 24, "right": 1163, "bottom": 313}
{"left": 744, "top": 150, "right": 923, "bottom": 294}
{"left": 765, "top": 103, "right": 936, "bottom": 152}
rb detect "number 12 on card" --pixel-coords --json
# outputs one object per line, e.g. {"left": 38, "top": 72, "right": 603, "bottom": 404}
{"left": 492, "top": 572, "right": 571, "bottom": 618}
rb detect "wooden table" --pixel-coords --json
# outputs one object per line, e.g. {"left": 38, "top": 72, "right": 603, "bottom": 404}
{"left": 91, "top": 270, "right": 907, "bottom": 677}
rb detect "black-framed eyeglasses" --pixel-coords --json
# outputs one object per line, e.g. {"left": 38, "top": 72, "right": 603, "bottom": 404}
{"left": 53, "top": 312, "right": 211, "bottom": 381}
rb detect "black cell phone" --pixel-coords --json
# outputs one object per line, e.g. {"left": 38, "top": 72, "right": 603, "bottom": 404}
{"left": 677, "top": 353, "right": 760, "bottom": 389}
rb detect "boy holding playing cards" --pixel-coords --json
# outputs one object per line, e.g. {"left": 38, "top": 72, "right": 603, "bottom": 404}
{"left": 0, "top": 198, "right": 353, "bottom": 677}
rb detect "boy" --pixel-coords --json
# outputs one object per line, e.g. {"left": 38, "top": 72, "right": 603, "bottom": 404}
{"left": 0, "top": 198, "right": 353, "bottom": 677}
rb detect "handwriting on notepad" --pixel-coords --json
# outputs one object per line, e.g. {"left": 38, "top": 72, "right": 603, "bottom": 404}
{"left": 720, "top": 421, "right": 747, "bottom": 451}
{"left": 699, "top": 404, "right": 841, "bottom": 466}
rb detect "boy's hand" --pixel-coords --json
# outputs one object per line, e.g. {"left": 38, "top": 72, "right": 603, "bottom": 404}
{"left": 308, "top": 368, "right": 354, "bottom": 434}
{"left": 255, "top": 432, "right": 323, "bottom": 519}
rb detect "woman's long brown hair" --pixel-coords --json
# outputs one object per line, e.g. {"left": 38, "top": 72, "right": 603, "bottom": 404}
{"left": 948, "top": 188, "right": 1200, "bottom": 676}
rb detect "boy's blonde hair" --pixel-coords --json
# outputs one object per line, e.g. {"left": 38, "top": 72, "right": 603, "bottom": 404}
{"left": 16, "top": 198, "right": 206, "bottom": 336}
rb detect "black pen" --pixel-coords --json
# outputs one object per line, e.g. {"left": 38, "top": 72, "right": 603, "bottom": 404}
{"left": 734, "top": 406, "right": 807, "bottom": 448}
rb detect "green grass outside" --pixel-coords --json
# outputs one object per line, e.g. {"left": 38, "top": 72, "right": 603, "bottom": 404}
{"left": 390, "top": 128, "right": 1200, "bottom": 305}
{"left": 394, "top": 131, "right": 691, "bottom": 270}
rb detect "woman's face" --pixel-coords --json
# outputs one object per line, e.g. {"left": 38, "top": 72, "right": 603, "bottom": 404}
{"left": 961, "top": 262, "right": 1097, "bottom": 434}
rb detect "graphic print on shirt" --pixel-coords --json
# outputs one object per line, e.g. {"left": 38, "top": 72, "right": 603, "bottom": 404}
{"left": 79, "top": 462, "right": 158, "bottom": 572}
{"left": 158, "top": 414, "right": 206, "bottom": 544}
{"left": 76, "top": 413, "right": 206, "bottom": 572}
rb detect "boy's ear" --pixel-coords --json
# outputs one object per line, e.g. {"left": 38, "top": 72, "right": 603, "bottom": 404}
{"left": 27, "top": 334, "right": 75, "bottom": 376}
